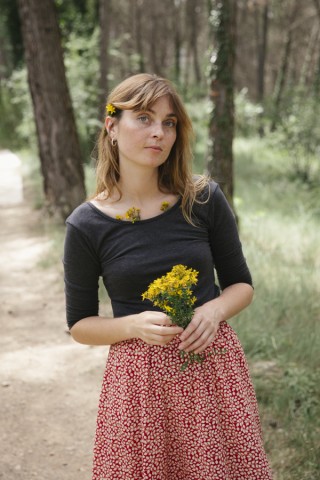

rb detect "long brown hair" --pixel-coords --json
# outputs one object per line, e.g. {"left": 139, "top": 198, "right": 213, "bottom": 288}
{"left": 94, "top": 73, "right": 208, "bottom": 223}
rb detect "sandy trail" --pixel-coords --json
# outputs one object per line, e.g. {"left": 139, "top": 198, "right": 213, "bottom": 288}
{"left": 0, "top": 152, "right": 109, "bottom": 479}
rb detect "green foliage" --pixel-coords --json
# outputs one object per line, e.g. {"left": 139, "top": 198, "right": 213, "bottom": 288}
{"left": 232, "top": 137, "right": 320, "bottom": 479}
{"left": 270, "top": 103, "right": 320, "bottom": 185}
{"left": 234, "top": 87, "right": 320, "bottom": 187}
{"left": 0, "top": 69, "right": 36, "bottom": 150}
{"left": 0, "top": 28, "right": 102, "bottom": 158}
{"left": 64, "top": 28, "right": 101, "bottom": 160}
{"left": 0, "top": 0, "right": 23, "bottom": 71}
{"left": 235, "top": 88, "right": 264, "bottom": 137}
{"left": 55, "top": 0, "right": 98, "bottom": 38}
{"left": 185, "top": 98, "right": 211, "bottom": 173}
{"left": 265, "top": 88, "right": 320, "bottom": 185}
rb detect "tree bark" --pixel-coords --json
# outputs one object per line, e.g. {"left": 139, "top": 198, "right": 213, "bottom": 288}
{"left": 257, "top": 1, "right": 269, "bottom": 104}
{"left": 299, "top": 24, "right": 319, "bottom": 88}
{"left": 308, "top": 1, "right": 320, "bottom": 93}
{"left": 173, "top": 0, "right": 182, "bottom": 84}
{"left": 256, "top": 0, "right": 269, "bottom": 136}
{"left": 99, "top": 0, "right": 111, "bottom": 120}
{"left": 135, "top": 0, "right": 146, "bottom": 73}
{"left": 148, "top": 3, "right": 161, "bottom": 75}
{"left": 186, "top": 0, "right": 202, "bottom": 85}
{"left": 17, "top": 0, "right": 86, "bottom": 221}
{"left": 313, "top": 0, "right": 320, "bottom": 19}
{"left": 270, "top": 29, "right": 292, "bottom": 131}
{"left": 271, "top": 1, "right": 300, "bottom": 131}
{"left": 206, "top": 0, "right": 237, "bottom": 212}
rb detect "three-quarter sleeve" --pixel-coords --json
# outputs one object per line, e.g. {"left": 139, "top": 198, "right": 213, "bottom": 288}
{"left": 63, "top": 222, "right": 101, "bottom": 329}
{"left": 207, "top": 184, "right": 253, "bottom": 290}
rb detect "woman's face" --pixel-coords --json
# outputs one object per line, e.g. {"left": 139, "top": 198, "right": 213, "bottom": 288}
{"left": 107, "top": 95, "right": 177, "bottom": 172}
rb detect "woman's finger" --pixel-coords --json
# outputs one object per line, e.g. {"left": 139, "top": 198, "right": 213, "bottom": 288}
{"left": 180, "top": 327, "right": 210, "bottom": 352}
{"left": 145, "top": 332, "right": 179, "bottom": 345}
{"left": 179, "top": 316, "right": 201, "bottom": 341}
{"left": 187, "top": 332, "right": 216, "bottom": 353}
{"left": 179, "top": 318, "right": 206, "bottom": 348}
{"left": 193, "top": 335, "right": 216, "bottom": 354}
{"left": 153, "top": 325, "right": 183, "bottom": 336}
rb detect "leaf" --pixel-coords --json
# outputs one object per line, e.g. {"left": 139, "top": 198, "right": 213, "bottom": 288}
{"left": 180, "top": 362, "right": 189, "bottom": 372}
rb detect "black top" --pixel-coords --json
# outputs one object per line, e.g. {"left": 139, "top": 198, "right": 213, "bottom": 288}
{"left": 63, "top": 181, "right": 252, "bottom": 329}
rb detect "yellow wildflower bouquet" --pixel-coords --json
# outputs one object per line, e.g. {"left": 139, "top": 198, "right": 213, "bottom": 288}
{"left": 142, "top": 265, "right": 203, "bottom": 370}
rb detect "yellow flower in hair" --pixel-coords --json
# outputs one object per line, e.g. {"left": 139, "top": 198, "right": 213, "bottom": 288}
{"left": 106, "top": 103, "right": 116, "bottom": 116}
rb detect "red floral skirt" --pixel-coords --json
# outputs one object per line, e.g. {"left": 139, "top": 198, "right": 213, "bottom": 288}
{"left": 92, "top": 322, "right": 272, "bottom": 480}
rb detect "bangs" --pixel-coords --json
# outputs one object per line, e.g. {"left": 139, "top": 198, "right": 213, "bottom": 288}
{"left": 109, "top": 74, "right": 178, "bottom": 115}
{"left": 130, "top": 84, "right": 173, "bottom": 111}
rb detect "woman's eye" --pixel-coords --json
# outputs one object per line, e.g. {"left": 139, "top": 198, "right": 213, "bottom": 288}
{"left": 137, "top": 115, "right": 150, "bottom": 124}
{"left": 164, "top": 119, "right": 177, "bottom": 128}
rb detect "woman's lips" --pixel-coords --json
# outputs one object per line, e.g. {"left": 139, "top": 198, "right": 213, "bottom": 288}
{"left": 146, "top": 145, "right": 163, "bottom": 151}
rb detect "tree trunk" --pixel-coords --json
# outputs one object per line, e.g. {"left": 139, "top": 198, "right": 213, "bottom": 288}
{"left": 99, "top": 0, "right": 111, "bottom": 120}
{"left": 173, "top": 0, "right": 182, "bottom": 84}
{"left": 0, "top": 35, "right": 9, "bottom": 80}
{"left": 186, "top": 0, "right": 202, "bottom": 85}
{"left": 299, "top": 24, "right": 319, "bottom": 88}
{"left": 313, "top": 0, "right": 320, "bottom": 95}
{"left": 271, "top": 1, "right": 299, "bottom": 131}
{"left": 148, "top": 3, "right": 161, "bottom": 75}
{"left": 256, "top": 0, "right": 269, "bottom": 136}
{"left": 206, "top": 0, "right": 237, "bottom": 212}
{"left": 257, "top": 1, "right": 269, "bottom": 104}
{"left": 270, "top": 28, "right": 292, "bottom": 131}
{"left": 17, "top": 0, "right": 86, "bottom": 221}
{"left": 313, "top": 0, "right": 320, "bottom": 19}
{"left": 135, "top": 0, "right": 146, "bottom": 73}
{"left": 315, "top": 52, "right": 320, "bottom": 95}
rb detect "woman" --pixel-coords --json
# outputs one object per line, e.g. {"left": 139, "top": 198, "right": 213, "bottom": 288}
{"left": 63, "top": 73, "right": 272, "bottom": 479}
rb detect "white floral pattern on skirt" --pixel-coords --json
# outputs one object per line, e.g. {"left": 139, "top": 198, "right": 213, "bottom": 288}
{"left": 92, "top": 321, "right": 272, "bottom": 480}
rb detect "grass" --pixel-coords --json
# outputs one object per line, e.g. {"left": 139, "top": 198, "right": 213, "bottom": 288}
{"left": 19, "top": 135, "right": 320, "bottom": 479}
{"left": 231, "top": 138, "right": 320, "bottom": 479}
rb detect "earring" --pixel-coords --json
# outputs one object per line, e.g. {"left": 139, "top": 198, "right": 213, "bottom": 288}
{"left": 111, "top": 138, "right": 117, "bottom": 147}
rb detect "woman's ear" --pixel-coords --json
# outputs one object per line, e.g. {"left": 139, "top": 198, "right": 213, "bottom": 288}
{"left": 105, "top": 116, "right": 115, "bottom": 135}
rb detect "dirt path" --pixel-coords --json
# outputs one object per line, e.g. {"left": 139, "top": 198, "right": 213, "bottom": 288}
{"left": 0, "top": 156, "right": 109, "bottom": 479}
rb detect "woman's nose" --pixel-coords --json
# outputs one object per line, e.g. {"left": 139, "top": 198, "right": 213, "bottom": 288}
{"left": 152, "top": 122, "right": 164, "bottom": 138}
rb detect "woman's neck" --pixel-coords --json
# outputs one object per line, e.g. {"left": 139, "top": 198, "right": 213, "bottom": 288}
{"left": 117, "top": 167, "right": 161, "bottom": 204}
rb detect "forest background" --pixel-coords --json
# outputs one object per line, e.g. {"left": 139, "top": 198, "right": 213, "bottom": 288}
{"left": 0, "top": 0, "right": 320, "bottom": 479}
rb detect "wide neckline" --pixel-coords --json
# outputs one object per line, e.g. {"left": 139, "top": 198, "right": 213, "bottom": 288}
{"left": 87, "top": 197, "right": 182, "bottom": 224}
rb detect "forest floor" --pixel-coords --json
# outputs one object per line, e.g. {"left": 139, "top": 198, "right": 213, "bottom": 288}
{"left": 0, "top": 152, "right": 109, "bottom": 480}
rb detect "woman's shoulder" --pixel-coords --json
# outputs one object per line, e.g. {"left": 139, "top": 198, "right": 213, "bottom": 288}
{"left": 191, "top": 177, "right": 233, "bottom": 226}
{"left": 193, "top": 175, "right": 220, "bottom": 202}
{"left": 66, "top": 201, "right": 99, "bottom": 232}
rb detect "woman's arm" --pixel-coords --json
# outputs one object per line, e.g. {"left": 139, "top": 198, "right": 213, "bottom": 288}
{"left": 70, "top": 310, "right": 183, "bottom": 346}
{"left": 178, "top": 183, "right": 254, "bottom": 354}
{"left": 178, "top": 282, "right": 253, "bottom": 354}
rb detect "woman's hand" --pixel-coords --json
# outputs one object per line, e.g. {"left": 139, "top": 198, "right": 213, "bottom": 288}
{"left": 178, "top": 283, "right": 254, "bottom": 354}
{"left": 132, "top": 311, "right": 183, "bottom": 346}
{"left": 178, "top": 301, "right": 224, "bottom": 354}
